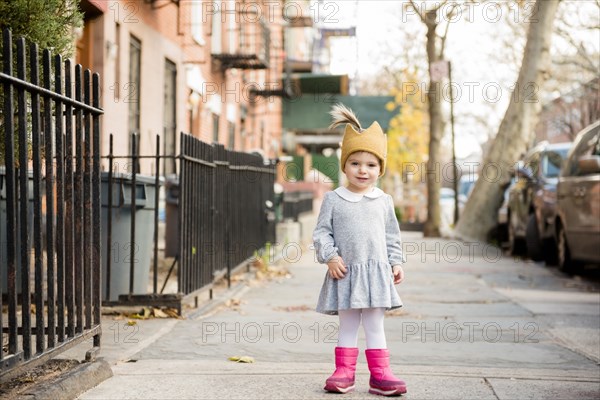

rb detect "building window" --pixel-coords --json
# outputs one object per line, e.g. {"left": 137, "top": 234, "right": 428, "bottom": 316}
{"left": 128, "top": 35, "right": 141, "bottom": 136}
{"left": 212, "top": 113, "right": 220, "bottom": 143}
{"left": 113, "top": 22, "right": 121, "bottom": 101}
{"left": 164, "top": 59, "right": 177, "bottom": 175}
{"left": 211, "top": 5, "right": 221, "bottom": 53}
{"left": 228, "top": 122, "right": 235, "bottom": 150}
{"left": 227, "top": 0, "right": 235, "bottom": 53}
{"left": 191, "top": 1, "right": 205, "bottom": 45}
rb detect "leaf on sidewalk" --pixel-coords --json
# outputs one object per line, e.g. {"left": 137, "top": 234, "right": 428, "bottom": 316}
{"left": 228, "top": 355, "right": 255, "bottom": 363}
{"left": 225, "top": 298, "right": 243, "bottom": 308}
{"left": 129, "top": 307, "right": 152, "bottom": 320}
{"left": 162, "top": 308, "right": 182, "bottom": 319}
{"left": 254, "top": 266, "right": 291, "bottom": 281}
{"left": 153, "top": 308, "right": 169, "bottom": 318}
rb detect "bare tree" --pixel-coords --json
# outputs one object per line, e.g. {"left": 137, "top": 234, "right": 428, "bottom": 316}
{"left": 407, "top": 0, "right": 461, "bottom": 237}
{"left": 455, "top": 0, "right": 562, "bottom": 241}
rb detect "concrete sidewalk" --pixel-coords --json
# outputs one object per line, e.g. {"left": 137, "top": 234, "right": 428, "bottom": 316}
{"left": 72, "top": 230, "right": 599, "bottom": 399}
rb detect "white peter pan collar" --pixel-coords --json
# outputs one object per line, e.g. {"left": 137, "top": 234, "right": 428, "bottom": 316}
{"left": 334, "top": 186, "right": 385, "bottom": 202}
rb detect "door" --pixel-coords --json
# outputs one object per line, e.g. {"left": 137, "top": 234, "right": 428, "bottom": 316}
{"left": 559, "top": 124, "right": 600, "bottom": 261}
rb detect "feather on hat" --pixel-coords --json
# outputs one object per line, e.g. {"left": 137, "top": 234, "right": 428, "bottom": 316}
{"left": 329, "top": 104, "right": 387, "bottom": 176}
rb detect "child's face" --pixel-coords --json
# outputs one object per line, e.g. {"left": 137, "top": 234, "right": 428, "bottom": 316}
{"left": 344, "top": 151, "right": 381, "bottom": 193}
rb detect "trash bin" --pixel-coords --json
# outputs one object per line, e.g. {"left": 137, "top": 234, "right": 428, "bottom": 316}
{"left": 1, "top": 167, "right": 34, "bottom": 294}
{"left": 101, "top": 172, "right": 161, "bottom": 302}
{"left": 164, "top": 175, "right": 179, "bottom": 258}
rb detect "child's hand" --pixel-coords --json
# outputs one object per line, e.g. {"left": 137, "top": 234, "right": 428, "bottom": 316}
{"left": 392, "top": 265, "right": 404, "bottom": 284}
{"left": 327, "top": 256, "right": 347, "bottom": 279}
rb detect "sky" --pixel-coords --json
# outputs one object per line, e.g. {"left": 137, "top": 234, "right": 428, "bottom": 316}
{"left": 318, "top": 0, "right": 600, "bottom": 159}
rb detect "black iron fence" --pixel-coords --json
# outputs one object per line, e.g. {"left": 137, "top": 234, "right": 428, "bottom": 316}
{"left": 179, "top": 134, "right": 276, "bottom": 293}
{"left": 282, "top": 191, "right": 313, "bottom": 221}
{"left": 0, "top": 30, "right": 102, "bottom": 378}
{"left": 0, "top": 28, "right": 277, "bottom": 378}
{"left": 100, "top": 132, "right": 276, "bottom": 312}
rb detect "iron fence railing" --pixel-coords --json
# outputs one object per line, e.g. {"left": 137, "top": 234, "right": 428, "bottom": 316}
{"left": 100, "top": 133, "right": 276, "bottom": 311}
{"left": 0, "top": 27, "right": 277, "bottom": 378}
{"left": 0, "top": 29, "right": 103, "bottom": 378}
{"left": 179, "top": 134, "right": 276, "bottom": 292}
{"left": 282, "top": 191, "right": 313, "bottom": 221}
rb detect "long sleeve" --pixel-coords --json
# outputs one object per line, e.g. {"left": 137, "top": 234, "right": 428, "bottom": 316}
{"left": 385, "top": 195, "right": 404, "bottom": 265}
{"left": 312, "top": 192, "right": 339, "bottom": 264}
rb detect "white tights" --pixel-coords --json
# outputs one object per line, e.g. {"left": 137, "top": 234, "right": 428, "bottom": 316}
{"left": 337, "top": 308, "right": 387, "bottom": 349}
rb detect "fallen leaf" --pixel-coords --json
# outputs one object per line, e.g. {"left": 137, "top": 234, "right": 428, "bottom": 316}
{"left": 229, "top": 355, "right": 254, "bottom": 363}
{"left": 153, "top": 308, "right": 169, "bottom": 318}
{"left": 163, "top": 308, "right": 181, "bottom": 318}
{"left": 225, "top": 298, "right": 242, "bottom": 308}
{"left": 127, "top": 320, "right": 137, "bottom": 326}
{"left": 130, "top": 307, "right": 152, "bottom": 320}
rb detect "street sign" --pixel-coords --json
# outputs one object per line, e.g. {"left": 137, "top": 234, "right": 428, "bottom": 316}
{"left": 430, "top": 60, "right": 449, "bottom": 82}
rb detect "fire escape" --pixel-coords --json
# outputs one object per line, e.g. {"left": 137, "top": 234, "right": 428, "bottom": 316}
{"left": 211, "top": 12, "right": 271, "bottom": 71}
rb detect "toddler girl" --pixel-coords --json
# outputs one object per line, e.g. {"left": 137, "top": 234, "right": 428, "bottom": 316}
{"left": 313, "top": 104, "right": 406, "bottom": 396}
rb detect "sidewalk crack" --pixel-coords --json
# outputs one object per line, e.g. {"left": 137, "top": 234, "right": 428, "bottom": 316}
{"left": 483, "top": 377, "right": 501, "bottom": 400}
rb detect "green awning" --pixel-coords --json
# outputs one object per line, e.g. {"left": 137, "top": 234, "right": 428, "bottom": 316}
{"left": 283, "top": 95, "right": 397, "bottom": 132}
{"left": 290, "top": 73, "right": 348, "bottom": 95}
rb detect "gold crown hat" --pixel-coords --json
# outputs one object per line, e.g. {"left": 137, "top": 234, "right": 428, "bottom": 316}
{"left": 329, "top": 104, "right": 387, "bottom": 176}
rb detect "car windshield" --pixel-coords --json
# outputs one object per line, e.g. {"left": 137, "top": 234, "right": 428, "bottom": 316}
{"left": 543, "top": 148, "right": 569, "bottom": 178}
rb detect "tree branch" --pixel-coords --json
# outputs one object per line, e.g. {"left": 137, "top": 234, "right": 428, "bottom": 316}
{"left": 407, "top": 0, "right": 426, "bottom": 23}
{"left": 407, "top": 0, "right": 451, "bottom": 23}
{"left": 438, "top": 3, "right": 458, "bottom": 58}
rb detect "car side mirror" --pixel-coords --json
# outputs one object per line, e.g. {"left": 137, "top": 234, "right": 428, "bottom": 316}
{"left": 577, "top": 155, "right": 600, "bottom": 175}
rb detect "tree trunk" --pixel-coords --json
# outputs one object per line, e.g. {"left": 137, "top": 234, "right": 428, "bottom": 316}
{"left": 455, "top": 0, "right": 561, "bottom": 241}
{"left": 423, "top": 11, "right": 444, "bottom": 238}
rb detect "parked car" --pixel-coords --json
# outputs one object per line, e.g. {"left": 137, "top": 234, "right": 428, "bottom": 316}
{"left": 440, "top": 187, "right": 457, "bottom": 232}
{"left": 506, "top": 141, "right": 572, "bottom": 261}
{"left": 555, "top": 121, "right": 600, "bottom": 271}
{"left": 497, "top": 176, "right": 516, "bottom": 246}
{"left": 458, "top": 173, "right": 478, "bottom": 212}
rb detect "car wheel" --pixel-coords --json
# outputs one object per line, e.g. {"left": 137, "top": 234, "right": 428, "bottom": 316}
{"left": 497, "top": 224, "right": 509, "bottom": 248}
{"left": 508, "top": 214, "right": 525, "bottom": 256}
{"left": 543, "top": 238, "right": 558, "bottom": 266}
{"left": 557, "top": 223, "right": 578, "bottom": 273}
{"left": 525, "top": 214, "right": 543, "bottom": 261}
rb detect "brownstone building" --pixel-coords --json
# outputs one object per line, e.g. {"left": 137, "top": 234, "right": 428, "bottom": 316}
{"left": 76, "top": 0, "right": 284, "bottom": 174}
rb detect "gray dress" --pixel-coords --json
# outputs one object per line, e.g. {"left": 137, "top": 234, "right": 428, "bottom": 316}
{"left": 313, "top": 187, "right": 404, "bottom": 315}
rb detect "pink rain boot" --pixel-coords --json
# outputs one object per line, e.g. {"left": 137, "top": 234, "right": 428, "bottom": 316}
{"left": 365, "top": 349, "right": 407, "bottom": 396}
{"left": 324, "top": 347, "right": 359, "bottom": 393}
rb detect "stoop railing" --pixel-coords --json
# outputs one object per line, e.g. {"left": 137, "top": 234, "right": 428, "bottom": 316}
{"left": 0, "top": 29, "right": 103, "bottom": 378}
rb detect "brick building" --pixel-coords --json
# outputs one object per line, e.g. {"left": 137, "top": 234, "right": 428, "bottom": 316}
{"left": 76, "top": 0, "right": 284, "bottom": 174}
{"left": 534, "top": 78, "right": 600, "bottom": 144}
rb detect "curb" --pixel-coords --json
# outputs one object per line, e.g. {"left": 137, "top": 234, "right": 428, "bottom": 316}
{"left": 186, "top": 280, "right": 251, "bottom": 320}
{"left": 20, "top": 359, "right": 113, "bottom": 400}
{"left": 185, "top": 242, "right": 294, "bottom": 320}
